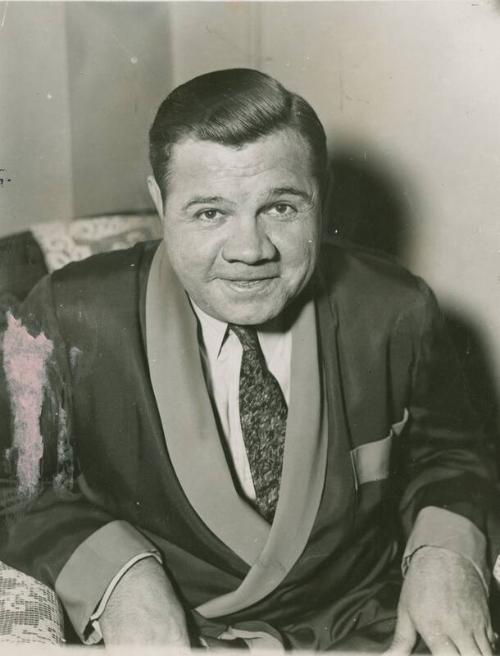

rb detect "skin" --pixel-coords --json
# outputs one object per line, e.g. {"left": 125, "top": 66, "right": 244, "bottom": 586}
{"left": 101, "top": 129, "right": 494, "bottom": 653}
{"left": 147, "top": 129, "right": 321, "bottom": 325}
{"left": 387, "top": 548, "right": 495, "bottom": 656}
{"left": 100, "top": 557, "right": 190, "bottom": 647}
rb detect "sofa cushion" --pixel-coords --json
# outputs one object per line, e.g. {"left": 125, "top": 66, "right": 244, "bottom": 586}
{"left": 31, "top": 212, "right": 160, "bottom": 273}
{"left": 0, "top": 561, "right": 64, "bottom": 644}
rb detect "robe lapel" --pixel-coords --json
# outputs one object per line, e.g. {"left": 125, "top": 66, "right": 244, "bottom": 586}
{"left": 146, "top": 243, "right": 329, "bottom": 618}
{"left": 146, "top": 243, "right": 270, "bottom": 566}
{"left": 315, "top": 270, "right": 358, "bottom": 533}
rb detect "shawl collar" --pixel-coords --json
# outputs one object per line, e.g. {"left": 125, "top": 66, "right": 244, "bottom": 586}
{"left": 146, "top": 242, "right": 328, "bottom": 616}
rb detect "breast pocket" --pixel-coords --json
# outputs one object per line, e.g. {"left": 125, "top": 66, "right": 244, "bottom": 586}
{"left": 350, "top": 409, "right": 409, "bottom": 488}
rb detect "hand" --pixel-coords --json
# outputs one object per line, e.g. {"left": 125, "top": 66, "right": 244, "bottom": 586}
{"left": 100, "top": 556, "right": 191, "bottom": 647}
{"left": 388, "top": 547, "right": 495, "bottom": 655}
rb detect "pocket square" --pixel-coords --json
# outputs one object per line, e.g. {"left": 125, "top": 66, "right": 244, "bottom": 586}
{"left": 350, "top": 409, "right": 409, "bottom": 487}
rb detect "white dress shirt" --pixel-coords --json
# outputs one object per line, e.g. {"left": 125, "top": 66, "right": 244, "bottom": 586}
{"left": 191, "top": 301, "right": 292, "bottom": 501}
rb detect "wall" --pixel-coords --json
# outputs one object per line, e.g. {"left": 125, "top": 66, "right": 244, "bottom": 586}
{"left": 66, "top": 2, "right": 172, "bottom": 216}
{"left": 1, "top": 1, "right": 500, "bottom": 437}
{"left": 0, "top": 2, "right": 73, "bottom": 235}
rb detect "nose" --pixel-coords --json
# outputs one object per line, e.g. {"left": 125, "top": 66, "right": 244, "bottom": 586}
{"left": 222, "top": 215, "right": 277, "bottom": 264}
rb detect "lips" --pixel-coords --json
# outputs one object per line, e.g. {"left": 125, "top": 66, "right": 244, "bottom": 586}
{"left": 222, "top": 277, "right": 277, "bottom": 292}
{"left": 229, "top": 279, "right": 268, "bottom": 287}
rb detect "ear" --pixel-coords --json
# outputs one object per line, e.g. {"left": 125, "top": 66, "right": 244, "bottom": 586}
{"left": 147, "top": 175, "right": 165, "bottom": 219}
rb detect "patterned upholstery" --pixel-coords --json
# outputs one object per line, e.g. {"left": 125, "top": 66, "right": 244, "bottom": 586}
{"left": 31, "top": 212, "right": 161, "bottom": 273}
{"left": 0, "top": 212, "right": 160, "bottom": 643}
{"left": 0, "top": 561, "right": 64, "bottom": 644}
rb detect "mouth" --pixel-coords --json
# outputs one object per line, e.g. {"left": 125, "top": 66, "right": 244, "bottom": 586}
{"left": 222, "top": 277, "right": 277, "bottom": 292}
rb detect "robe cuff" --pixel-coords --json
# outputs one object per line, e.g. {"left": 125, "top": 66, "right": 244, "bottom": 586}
{"left": 55, "top": 520, "right": 160, "bottom": 643}
{"left": 402, "top": 506, "right": 490, "bottom": 592}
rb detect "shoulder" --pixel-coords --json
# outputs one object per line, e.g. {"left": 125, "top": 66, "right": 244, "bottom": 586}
{"left": 317, "top": 238, "right": 436, "bottom": 326}
{"left": 50, "top": 240, "right": 160, "bottom": 304}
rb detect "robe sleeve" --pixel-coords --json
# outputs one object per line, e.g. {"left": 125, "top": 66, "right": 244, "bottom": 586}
{"left": 0, "top": 274, "right": 159, "bottom": 642}
{"left": 394, "top": 279, "right": 497, "bottom": 575}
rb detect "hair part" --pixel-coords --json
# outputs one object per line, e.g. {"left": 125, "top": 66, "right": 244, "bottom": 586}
{"left": 149, "top": 68, "right": 328, "bottom": 204}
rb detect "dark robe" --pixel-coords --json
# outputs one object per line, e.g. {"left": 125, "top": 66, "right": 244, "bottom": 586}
{"left": 0, "top": 239, "right": 494, "bottom": 649}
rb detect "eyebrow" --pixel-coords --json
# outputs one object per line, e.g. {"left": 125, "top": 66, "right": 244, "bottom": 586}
{"left": 266, "top": 187, "right": 312, "bottom": 202}
{"left": 182, "top": 196, "right": 230, "bottom": 211}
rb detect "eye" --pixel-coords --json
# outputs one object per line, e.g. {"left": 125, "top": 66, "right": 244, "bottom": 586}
{"left": 265, "top": 203, "right": 296, "bottom": 218}
{"left": 195, "top": 208, "right": 224, "bottom": 222}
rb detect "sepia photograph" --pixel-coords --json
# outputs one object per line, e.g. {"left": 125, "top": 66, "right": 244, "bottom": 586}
{"left": 0, "top": 1, "right": 500, "bottom": 652}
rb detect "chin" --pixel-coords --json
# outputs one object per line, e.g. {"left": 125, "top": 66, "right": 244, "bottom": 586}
{"left": 221, "top": 298, "right": 287, "bottom": 326}
{"left": 230, "top": 312, "right": 276, "bottom": 326}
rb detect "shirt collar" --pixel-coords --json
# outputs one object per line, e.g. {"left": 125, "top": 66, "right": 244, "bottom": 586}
{"left": 190, "top": 299, "right": 228, "bottom": 360}
{"left": 189, "top": 298, "right": 289, "bottom": 362}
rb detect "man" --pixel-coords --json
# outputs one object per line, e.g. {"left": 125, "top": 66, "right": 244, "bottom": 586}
{"left": 0, "top": 68, "right": 498, "bottom": 652}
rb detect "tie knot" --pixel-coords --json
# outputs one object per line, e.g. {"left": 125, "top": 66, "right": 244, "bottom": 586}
{"left": 229, "top": 324, "right": 260, "bottom": 351}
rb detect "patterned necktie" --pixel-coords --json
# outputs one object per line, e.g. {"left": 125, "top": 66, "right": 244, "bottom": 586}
{"left": 230, "top": 324, "right": 288, "bottom": 522}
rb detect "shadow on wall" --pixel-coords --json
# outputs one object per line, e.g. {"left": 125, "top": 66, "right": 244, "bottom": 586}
{"left": 325, "top": 149, "right": 413, "bottom": 260}
{"left": 323, "top": 146, "right": 500, "bottom": 475}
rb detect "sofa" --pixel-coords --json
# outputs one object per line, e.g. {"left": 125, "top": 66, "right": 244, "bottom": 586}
{"left": 0, "top": 212, "right": 160, "bottom": 644}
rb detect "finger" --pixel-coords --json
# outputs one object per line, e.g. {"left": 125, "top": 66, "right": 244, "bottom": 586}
{"left": 453, "top": 634, "right": 482, "bottom": 656}
{"left": 480, "top": 612, "right": 495, "bottom": 643}
{"left": 473, "top": 629, "right": 493, "bottom": 656}
{"left": 485, "top": 625, "right": 498, "bottom": 646}
{"left": 386, "top": 611, "right": 417, "bottom": 655}
{"left": 424, "top": 635, "right": 460, "bottom": 655}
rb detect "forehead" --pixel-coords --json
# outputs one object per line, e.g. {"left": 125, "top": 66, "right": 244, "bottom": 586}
{"left": 165, "top": 129, "right": 316, "bottom": 197}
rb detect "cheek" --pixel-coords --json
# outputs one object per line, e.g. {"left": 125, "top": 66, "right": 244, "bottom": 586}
{"left": 275, "top": 226, "right": 318, "bottom": 278}
{"left": 164, "top": 225, "right": 222, "bottom": 282}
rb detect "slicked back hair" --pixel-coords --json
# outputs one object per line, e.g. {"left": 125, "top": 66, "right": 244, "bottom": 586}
{"left": 149, "top": 68, "right": 328, "bottom": 203}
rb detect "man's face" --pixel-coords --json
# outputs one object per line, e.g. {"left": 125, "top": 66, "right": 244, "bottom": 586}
{"left": 150, "top": 129, "right": 321, "bottom": 325}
